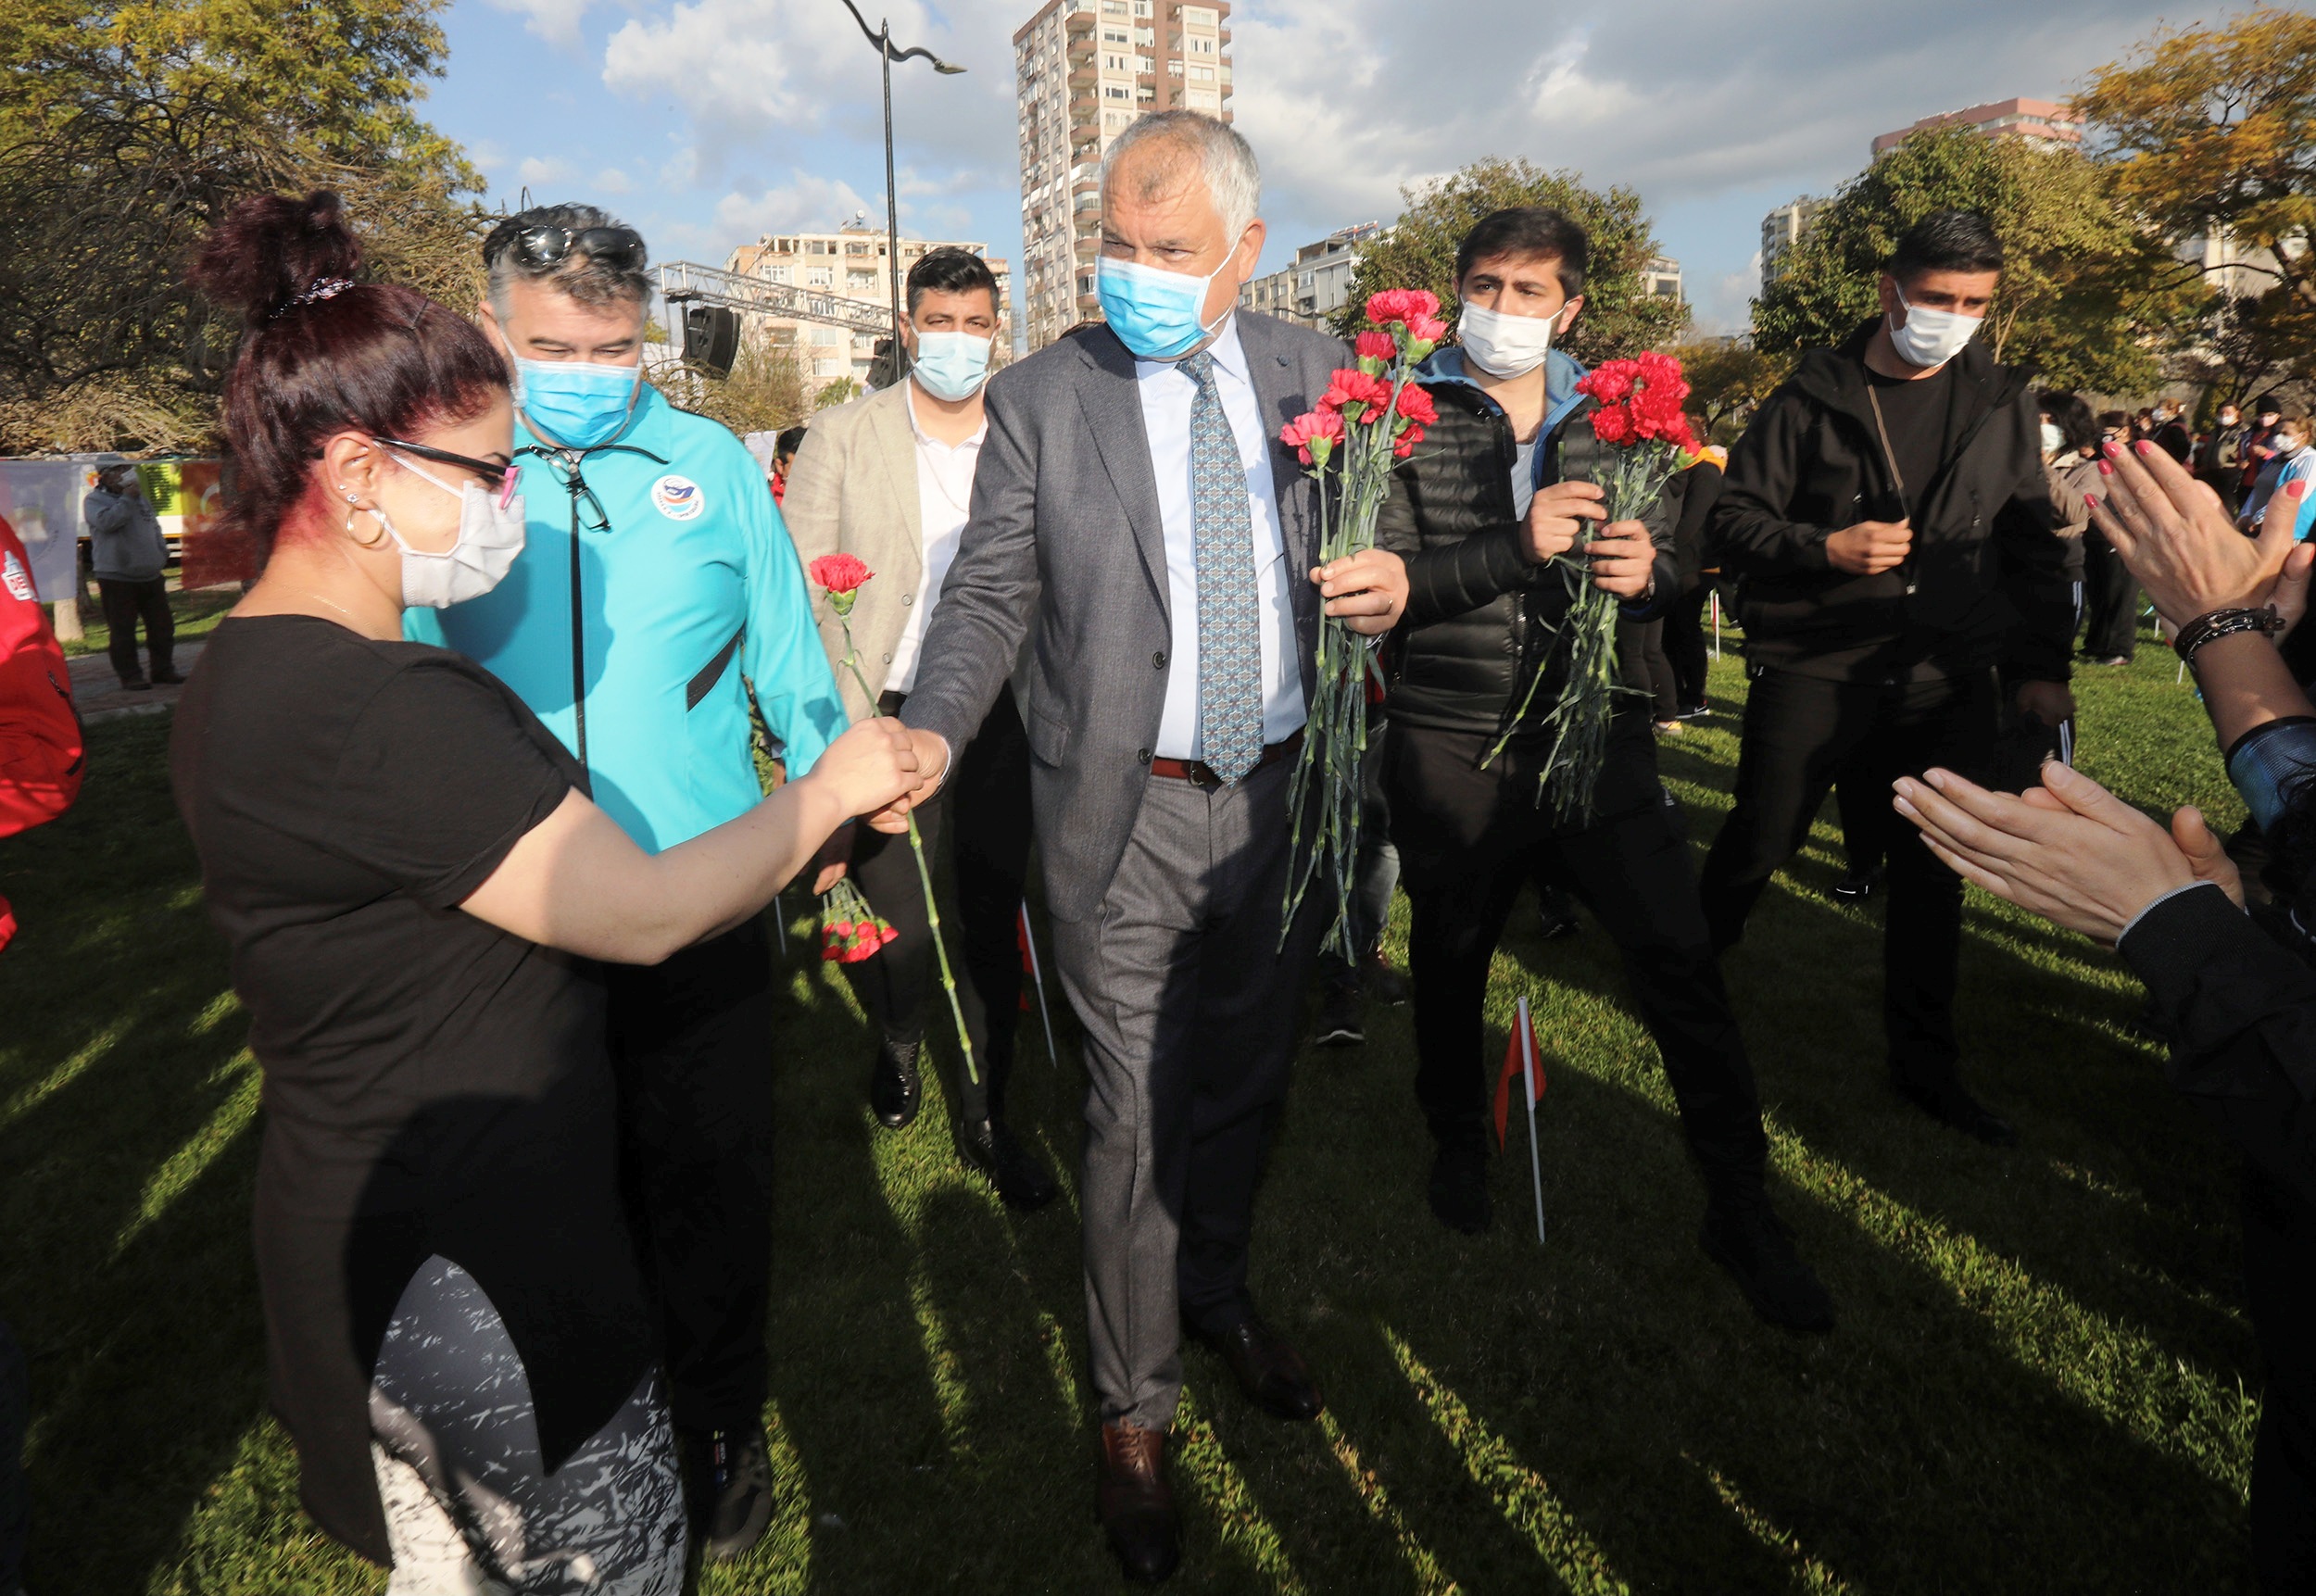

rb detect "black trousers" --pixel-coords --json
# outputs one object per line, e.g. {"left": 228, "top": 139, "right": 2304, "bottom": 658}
{"left": 2247, "top": 1169, "right": 2316, "bottom": 1594}
{"left": 97, "top": 575, "right": 172, "bottom": 685}
{"left": 1385, "top": 719, "right": 1769, "bottom": 1199}
{"left": 1697, "top": 665, "right": 2000, "bottom": 1092}
{"left": 2082, "top": 527, "right": 2141, "bottom": 660}
{"left": 1616, "top": 617, "right": 1681, "bottom": 723}
{"left": 0, "top": 1315, "right": 24, "bottom": 1589}
{"left": 605, "top": 918, "right": 774, "bottom": 1436}
{"left": 1661, "top": 584, "right": 1711, "bottom": 710}
{"left": 845, "top": 685, "right": 1034, "bottom": 1125}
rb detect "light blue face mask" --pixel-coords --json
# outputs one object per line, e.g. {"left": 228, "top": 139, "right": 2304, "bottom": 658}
{"left": 513, "top": 356, "right": 643, "bottom": 449}
{"left": 911, "top": 330, "right": 996, "bottom": 402}
{"left": 1096, "top": 254, "right": 1233, "bottom": 361}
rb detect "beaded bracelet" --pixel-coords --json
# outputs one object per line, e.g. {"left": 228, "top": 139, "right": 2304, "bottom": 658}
{"left": 2173, "top": 603, "right": 2285, "bottom": 663}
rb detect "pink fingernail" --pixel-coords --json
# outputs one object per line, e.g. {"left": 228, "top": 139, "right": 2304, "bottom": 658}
{"left": 2103, "top": 442, "right": 2122, "bottom": 459}
{"left": 2135, "top": 440, "right": 2154, "bottom": 457}
{"left": 2097, "top": 460, "right": 2112, "bottom": 476}
{"left": 2084, "top": 493, "right": 2097, "bottom": 508}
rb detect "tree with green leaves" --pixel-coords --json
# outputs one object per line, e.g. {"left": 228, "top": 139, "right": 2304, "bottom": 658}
{"left": 1664, "top": 338, "right": 1793, "bottom": 444}
{"left": 1332, "top": 157, "right": 1685, "bottom": 366}
{"left": 1751, "top": 127, "right": 2182, "bottom": 393}
{"left": 0, "top": 0, "right": 484, "bottom": 453}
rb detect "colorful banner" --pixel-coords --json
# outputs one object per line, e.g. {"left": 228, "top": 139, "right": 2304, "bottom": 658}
{"left": 175, "top": 459, "right": 252, "bottom": 590}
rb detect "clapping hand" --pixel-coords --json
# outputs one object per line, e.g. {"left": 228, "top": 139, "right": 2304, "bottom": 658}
{"left": 2085, "top": 438, "right": 2309, "bottom": 628}
{"left": 1891, "top": 760, "right": 2241, "bottom": 948}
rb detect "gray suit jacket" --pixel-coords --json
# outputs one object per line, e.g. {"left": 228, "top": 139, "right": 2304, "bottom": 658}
{"left": 902, "top": 313, "right": 1350, "bottom": 922}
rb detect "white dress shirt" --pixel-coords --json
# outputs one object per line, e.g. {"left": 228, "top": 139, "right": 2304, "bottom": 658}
{"left": 1134, "top": 316, "right": 1305, "bottom": 760}
{"left": 886, "top": 383, "right": 985, "bottom": 696}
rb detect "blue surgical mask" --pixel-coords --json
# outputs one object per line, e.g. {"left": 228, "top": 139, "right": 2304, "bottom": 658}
{"left": 911, "top": 331, "right": 995, "bottom": 402}
{"left": 1096, "top": 254, "right": 1233, "bottom": 361}
{"left": 513, "top": 357, "right": 643, "bottom": 449}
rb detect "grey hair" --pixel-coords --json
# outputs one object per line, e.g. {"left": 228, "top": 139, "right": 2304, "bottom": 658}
{"left": 483, "top": 203, "right": 651, "bottom": 320}
{"left": 1101, "top": 111, "right": 1260, "bottom": 237}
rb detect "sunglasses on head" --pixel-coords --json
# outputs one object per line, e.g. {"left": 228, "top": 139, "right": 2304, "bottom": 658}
{"left": 495, "top": 224, "right": 648, "bottom": 275}
{"left": 374, "top": 436, "right": 522, "bottom": 509}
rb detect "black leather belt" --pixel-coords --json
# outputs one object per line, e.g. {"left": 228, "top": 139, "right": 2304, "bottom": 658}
{"left": 1148, "top": 729, "right": 1304, "bottom": 789}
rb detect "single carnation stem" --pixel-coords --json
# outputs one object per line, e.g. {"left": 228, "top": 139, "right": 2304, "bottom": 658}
{"left": 832, "top": 632, "right": 978, "bottom": 1087}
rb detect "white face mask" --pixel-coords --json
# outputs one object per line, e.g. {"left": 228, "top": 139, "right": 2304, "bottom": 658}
{"left": 371, "top": 451, "right": 528, "bottom": 609}
{"left": 911, "top": 329, "right": 997, "bottom": 402}
{"left": 1457, "top": 300, "right": 1562, "bottom": 379}
{"left": 1887, "top": 291, "right": 1982, "bottom": 370}
{"left": 2039, "top": 421, "right": 2063, "bottom": 457}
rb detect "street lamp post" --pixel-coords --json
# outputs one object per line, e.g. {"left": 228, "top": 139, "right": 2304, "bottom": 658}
{"left": 839, "top": 0, "right": 963, "bottom": 385}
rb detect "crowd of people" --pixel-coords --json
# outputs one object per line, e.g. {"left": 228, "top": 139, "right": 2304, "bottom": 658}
{"left": 3, "top": 101, "right": 2312, "bottom": 1595}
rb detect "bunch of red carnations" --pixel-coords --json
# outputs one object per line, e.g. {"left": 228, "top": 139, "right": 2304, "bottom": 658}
{"left": 1273, "top": 289, "right": 1443, "bottom": 956}
{"left": 820, "top": 877, "right": 900, "bottom": 963}
{"left": 1491, "top": 353, "right": 1696, "bottom": 821}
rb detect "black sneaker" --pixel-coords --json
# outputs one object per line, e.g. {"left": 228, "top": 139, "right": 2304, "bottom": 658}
{"left": 1363, "top": 952, "right": 1411, "bottom": 1007}
{"left": 1700, "top": 1197, "right": 1834, "bottom": 1333}
{"left": 120, "top": 676, "right": 152, "bottom": 692}
{"left": 1831, "top": 863, "right": 1884, "bottom": 902}
{"left": 1314, "top": 983, "right": 1364, "bottom": 1048}
{"left": 1676, "top": 700, "right": 1710, "bottom": 721}
{"left": 682, "top": 1426, "right": 775, "bottom": 1563}
{"left": 1427, "top": 1140, "right": 1491, "bottom": 1234}
{"left": 955, "top": 1114, "right": 1060, "bottom": 1210}
{"left": 870, "top": 1035, "right": 921, "bottom": 1129}
{"left": 1536, "top": 887, "right": 1581, "bottom": 941}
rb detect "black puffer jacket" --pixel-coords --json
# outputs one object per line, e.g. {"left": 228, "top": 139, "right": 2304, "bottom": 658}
{"left": 1709, "top": 318, "right": 2072, "bottom": 684}
{"left": 1376, "top": 350, "right": 1677, "bottom": 738}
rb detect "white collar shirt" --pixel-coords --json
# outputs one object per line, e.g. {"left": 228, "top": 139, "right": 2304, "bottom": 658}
{"left": 1133, "top": 315, "right": 1305, "bottom": 760}
{"left": 886, "top": 382, "right": 985, "bottom": 696}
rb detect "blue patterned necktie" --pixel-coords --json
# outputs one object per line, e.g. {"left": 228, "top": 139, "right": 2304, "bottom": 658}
{"left": 1180, "top": 349, "right": 1263, "bottom": 783}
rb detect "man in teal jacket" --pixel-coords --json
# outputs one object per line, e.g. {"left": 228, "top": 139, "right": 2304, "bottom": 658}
{"left": 408, "top": 204, "right": 844, "bottom": 1563}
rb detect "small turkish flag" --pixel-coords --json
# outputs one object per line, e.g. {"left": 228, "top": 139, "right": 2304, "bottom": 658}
{"left": 1491, "top": 1001, "right": 1546, "bottom": 1149}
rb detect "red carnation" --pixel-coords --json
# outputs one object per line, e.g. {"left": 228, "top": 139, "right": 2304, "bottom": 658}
{"left": 1322, "top": 367, "right": 1392, "bottom": 419}
{"left": 1592, "top": 405, "right": 1635, "bottom": 446}
{"left": 1280, "top": 407, "right": 1347, "bottom": 466}
{"left": 1366, "top": 288, "right": 1441, "bottom": 328}
{"left": 1393, "top": 422, "right": 1426, "bottom": 459}
{"left": 1395, "top": 384, "right": 1438, "bottom": 427}
{"left": 809, "top": 553, "right": 873, "bottom": 595}
{"left": 1354, "top": 330, "right": 1396, "bottom": 363}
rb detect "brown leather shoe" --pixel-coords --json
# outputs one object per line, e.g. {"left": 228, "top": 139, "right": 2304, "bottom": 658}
{"left": 1096, "top": 1422, "right": 1179, "bottom": 1583}
{"left": 1198, "top": 1316, "right": 1323, "bottom": 1422}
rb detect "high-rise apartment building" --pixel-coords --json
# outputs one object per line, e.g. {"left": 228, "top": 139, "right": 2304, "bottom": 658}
{"left": 1642, "top": 256, "right": 1683, "bottom": 306}
{"left": 1013, "top": 0, "right": 1234, "bottom": 350}
{"left": 722, "top": 225, "right": 1010, "bottom": 394}
{"left": 1759, "top": 195, "right": 1831, "bottom": 290}
{"left": 1870, "top": 98, "right": 2081, "bottom": 160}
{"left": 1238, "top": 222, "right": 1383, "bottom": 330}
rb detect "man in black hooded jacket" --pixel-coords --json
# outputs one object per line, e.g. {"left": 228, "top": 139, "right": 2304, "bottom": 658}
{"left": 1698, "top": 209, "right": 2075, "bottom": 1146}
{"left": 1376, "top": 206, "right": 1831, "bottom": 1334}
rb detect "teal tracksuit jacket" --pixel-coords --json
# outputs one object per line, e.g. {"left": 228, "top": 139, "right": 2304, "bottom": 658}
{"left": 407, "top": 383, "right": 846, "bottom": 853}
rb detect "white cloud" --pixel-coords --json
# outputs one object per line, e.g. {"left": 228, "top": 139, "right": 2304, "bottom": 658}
{"left": 649, "top": 170, "right": 880, "bottom": 261}
{"left": 485, "top": 0, "right": 597, "bottom": 49}
{"left": 596, "top": 167, "right": 636, "bottom": 195}
{"left": 469, "top": 140, "right": 508, "bottom": 173}
{"left": 517, "top": 156, "right": 574, "bottom": 188}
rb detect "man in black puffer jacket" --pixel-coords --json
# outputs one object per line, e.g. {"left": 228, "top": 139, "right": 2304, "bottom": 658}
{"left": 1376, "top": 207, "right": 1831, "bottom": 1333}
{"left": 1698, "top": 209, "right": 2075, "bottom": 1148}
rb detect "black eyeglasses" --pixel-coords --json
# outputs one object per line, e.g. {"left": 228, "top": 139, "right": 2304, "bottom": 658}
{"left": 373, "top": 436, "right": 522, "bottom": 508}
{"left": 492, "top": 224, "right": 648, "bottom": 275}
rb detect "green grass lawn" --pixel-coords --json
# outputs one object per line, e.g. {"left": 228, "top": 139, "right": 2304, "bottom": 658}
{"left": 0, "top": 633, "right": 2264, "bottom": 1593}
{"left": 55, "top": 582, "right": 239, "bottom": 660}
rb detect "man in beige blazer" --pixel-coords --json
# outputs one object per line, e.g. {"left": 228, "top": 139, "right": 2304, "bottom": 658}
{"left": 782, "top": 247, "right": 1056, "bottom": 1209}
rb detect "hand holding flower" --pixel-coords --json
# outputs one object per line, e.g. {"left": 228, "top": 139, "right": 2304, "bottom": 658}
{"left": 1521, "top": 480, "right": 1607, "bottom": 563}
{"left": 1581, "top": 521, "right": 1655, "bottom": 599}
{"left": 1310, "top": 547, "right": 1409, "bottom": 635}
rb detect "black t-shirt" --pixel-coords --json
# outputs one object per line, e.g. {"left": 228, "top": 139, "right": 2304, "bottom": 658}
{"left": 1863, "top": 360, "right": 1963, "bottom": 523}
{"left": 170, "top": 615, "right": 651, "bottom": 1563}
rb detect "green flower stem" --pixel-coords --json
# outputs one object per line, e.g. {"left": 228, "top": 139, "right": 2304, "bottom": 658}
{"left": 831, "top": 626, "right": 978, "bottom": 1088}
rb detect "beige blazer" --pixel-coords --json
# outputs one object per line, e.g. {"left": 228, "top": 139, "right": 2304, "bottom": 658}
{"left": 783, "top": 380, "right": 1032, "bottom": 726}
{"left": 781, "top": 383, "right": 923, "bottom": 723}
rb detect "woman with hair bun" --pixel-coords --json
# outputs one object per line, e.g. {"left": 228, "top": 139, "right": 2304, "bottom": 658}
{"left": 170, "top": 192, "right": 922, "bottom": 1590}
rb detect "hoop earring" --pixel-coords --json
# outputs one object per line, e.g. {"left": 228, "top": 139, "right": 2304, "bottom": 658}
{"left": 344, "top": 504, "right": 391, "bottom": 550}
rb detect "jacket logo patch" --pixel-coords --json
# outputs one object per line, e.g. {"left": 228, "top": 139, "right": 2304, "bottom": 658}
{"left": 651, "top": 474, "right": 705, "bottom": 522}
{"left": 2, "top": 550, "right": 31, "bottom": 602}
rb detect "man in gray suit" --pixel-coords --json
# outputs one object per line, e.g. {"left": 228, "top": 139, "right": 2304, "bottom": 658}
{"left": 869, "top": 110, "right": 1408, "bottom": 1583}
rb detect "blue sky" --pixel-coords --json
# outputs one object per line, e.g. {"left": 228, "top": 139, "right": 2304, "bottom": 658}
{"left": 425, "top": 0, "right": 2187, "bottom": 335}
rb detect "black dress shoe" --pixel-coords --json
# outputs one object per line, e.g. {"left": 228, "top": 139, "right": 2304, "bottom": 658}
{"left": 955, "top": 1115, "right": 1059, "bottom": 1210}
{"left": 680, "top": 1426, "right": 775, "bottom": 1564}
{"left": 1701, "top": 1195, "right": 1834, "bottom": 1333}
{"left": 1097, "top": 1422, "right": 1179, "bottom": 1583}
{"left": 149, "top": 668, "right": 185, "bottom": 685}
{"left": 1363, "top": 952, "right": 1411, "bottom": 1006}
{"left": 1195, "top": 1316, "right": 1322, "bottom": 1422}
{"left": 1427, "top": 1139, "right": 1491, "bottom": 1235}
{"left": 870, "top": 1035, "right": 921, "bottom": 1129}
{"left": 1894, "top": 1077, "right": 2017, "bottom": 1146}
{"left": 1831, "top": 863, "right": 1884, "bottom": 902}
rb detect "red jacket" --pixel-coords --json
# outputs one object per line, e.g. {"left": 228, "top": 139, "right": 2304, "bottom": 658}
{"left": 0, "top": 514, "right": 84, "bottom": 948}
